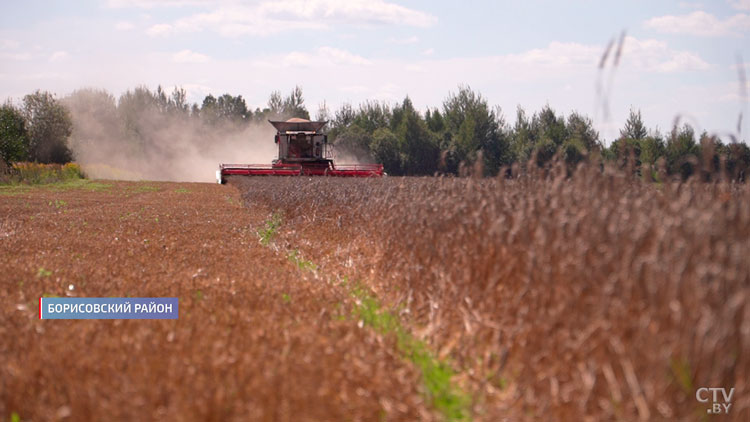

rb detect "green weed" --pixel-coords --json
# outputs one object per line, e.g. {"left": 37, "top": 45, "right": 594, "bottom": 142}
{"left": 37, "top": 267, "right": 52, "bottom": 278}
{"left": 119, "top": 211, "right": 138, "bottom": 221}
{"left": 669, "top": 356, "right": 694, "bottom": 395}
{"left": 132, "top": 184, "right": 159, "bottom": 193}
{"left": 287, "top": 249, "right": 318, "bottom": 271}
{"left": 0, "top": 179, "right": 111, "bottom": 196}
{"left": 49, "top": 199, "right": 67, "bottom": 209}
{"left": 257, "top": 213, "right": 282, "bottom": 246}
{"left": 6, "top": 162, "right": 84, "bottom": 184}
{"left": 351, "top": 285, "right": 471, "bottom": 421}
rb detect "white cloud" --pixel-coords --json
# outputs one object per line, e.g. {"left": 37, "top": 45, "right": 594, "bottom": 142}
{"left": 679, "top": 2, "right": 703, "bottom": 8}
{"left": 339, "top": 85, "right": 368, "bottom": 94}
{"left": 654, "top": 51, "right": 710, "bottom": 72}
{"left": 317, "top": 47, "right": 371, "bottom": 65}
{"left": 115, "top": 21, "right": 135, "bottom": 31}
{"left": 387, "top": 35, "right": 419, "bottom": 44}
{"left": 259, "top": 0, "right": 436, "bottom": 27}
{"left": 0, "top": 52, "right": 32, "bottom": 61}
{"left": 166, "top": 83, "right": 214, "bottom": 103}
{"left": 166, "top": 6, "right": 325, "bottom": 37}
{"left": 619, "top": 36, "right": 710, "bottom": 72}
{"left": 49, "top": 51, "right": 69, "bottom": 62}
{"left": 503, "top": 41, "right": 600, "bottom": 67}
{"left": 147, "top": 23, "right": 174, "bottom": 36}
{"left": 107, "top": 0, "right": 213, "bottom": 8}
{"left": 730, "top": 0, "right": 750, "bottom": 11}
{"left": 484, "top": 37, "right": 709, "bottom": 74}
{"left": 283, "top": 51, "right": 313, "bottom": 67}
{"left": 172, "top": 49, "right": 210, "bottom": 63}
{"left": 421, "top": 48, "right": 434, "bottom": 56}
{"left": 371, "top": 82, "right": 402, "bottom": 102}
{"left": 645, "top": 11, "right": 750, "bottom": 36}
{"left": 140, "top": 0, "right": 436, "bottom": 37}
{"left": 282, "top": 46, "right": 371, "bottom": 67}
{"left": 0, "top": 39, "right": 20, "bottom": 50}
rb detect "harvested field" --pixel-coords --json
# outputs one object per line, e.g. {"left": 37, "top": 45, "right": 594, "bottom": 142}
{"left": 0, "top": 181, "right": 433, "bottom": 422}
{"left": 1, "top": 168, "right": 749, "bottom": 421}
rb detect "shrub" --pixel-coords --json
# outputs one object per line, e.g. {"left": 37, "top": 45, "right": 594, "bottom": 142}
{"left": 6, "top": 162, "right": 85, "bottom": 184}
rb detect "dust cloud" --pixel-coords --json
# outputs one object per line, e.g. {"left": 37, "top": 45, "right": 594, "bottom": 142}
{"left": 63, "top": 88, "right": 279, "bottom": 183}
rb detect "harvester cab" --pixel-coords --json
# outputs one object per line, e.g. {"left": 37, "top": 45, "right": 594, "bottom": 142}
{"left": 217, "top": 118, "right": 383, "bottom": 183}
{"left": 271, "top": 118, "right": 331, "bottom": 167}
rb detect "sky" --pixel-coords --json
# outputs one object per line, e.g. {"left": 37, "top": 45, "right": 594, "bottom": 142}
{"left": 1, "top": 0, "right": 749, "bottom": 142}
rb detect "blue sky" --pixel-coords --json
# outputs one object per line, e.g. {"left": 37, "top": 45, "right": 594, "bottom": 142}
{"left": 1, "top": 0, "right": 749, "bottom": 142}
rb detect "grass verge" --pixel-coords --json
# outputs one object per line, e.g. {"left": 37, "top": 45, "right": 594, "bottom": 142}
{"left": 2, "top": 162, "right": 84, "bottom": 184}
{"left": 0, "top": 179, "right": 111, "bottom": 196}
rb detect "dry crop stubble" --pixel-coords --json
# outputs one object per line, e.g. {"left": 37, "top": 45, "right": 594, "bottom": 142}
{"left": 234, "top": 160, "right": 750, "bottom": 421}
{"left": 0, "top": 181, "right": 434, "bottom": 422}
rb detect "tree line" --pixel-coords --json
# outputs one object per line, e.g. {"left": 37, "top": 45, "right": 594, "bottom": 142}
{"left": 1, "top": 85, "right": 748, "bottom": 180}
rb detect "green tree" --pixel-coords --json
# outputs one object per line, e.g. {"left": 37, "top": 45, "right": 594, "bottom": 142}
{"left": 528, "top": 105, "right": 567, "bottom": 167}
{"left": 509, "top": 106, "right": 535, "bottom": 164}
{"left": 315, "top": 101, "right": 331, "bottom": 122}
{"left": 216, "top": 94, "right": 248, "bottom": 122}
{"left": 169, "top": 87, "right": 190, "bottom": 115}
{"left": 608, "top": 137, "right": 642, "bottom": 171}
{"left": 154, "top": 85, "right": 169, "bottom": 113}
{"left": 333, "top": 124, "right": 373, "bottom": 162}
{"left": 532, "top": 105, "right": 567, "bottom": 147}
{"left": 200, "top": 94, "right": 219, "bottom": 125}
{"left": 566, "top": 112, "right": 599, "bottom": 151}
{"left": 22, "top": 90, "right": 73, "bottom": 163}
{"left": 723, "top": 142, "right": 750, "bottom": 181}
{"left": 371, "top": 127, "right": 402, "bottom": 174}
{"left": 395, "top": 97, "right": 439, "bottom": 175}
{"left": 329, "top": 103, "right": 355, "bottom": 139}
{"left": 620, "top": 108, "right": 648, "bottom": 140}
{"left": 267, "top": 91, "right": 283, "bottom": 118}
{"left": 442, "top": 86, "right": 509, "bottom": 175}
{"left": 351, "top": 101, "right": 391, "bottom": 133}
{"left": 666, "top": 124, "right": 698, "bottom": 179}
{"left": 639, "top": 134, "right": 666, "bottom": 167}
{"left": 562, "top": 112, "right": 599, "bottom": 168}
{"left": 63, "top": 88, "right": 120, "bottom": 160}
{"left": 0, "top": 103, "right": 29, "bottom": 165}
{"left": 425, "top": 108, "right": 445, "bottom": 133}
{"left": 282, "top": 86, "right": 309, "bottom": 119}
{"left": 118, "top": 86, "right": 161, "bottom": 154}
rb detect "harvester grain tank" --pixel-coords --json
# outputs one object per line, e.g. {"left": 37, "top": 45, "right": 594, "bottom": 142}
{"left": 217, "top": 118, "right": 383, "bottom": 183}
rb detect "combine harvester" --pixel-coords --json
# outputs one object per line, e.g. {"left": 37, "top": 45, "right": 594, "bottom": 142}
{"left": 217, "top": 118, "right": 383, "bottom": 183}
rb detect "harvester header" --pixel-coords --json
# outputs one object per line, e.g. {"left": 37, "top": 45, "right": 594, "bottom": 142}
{"left": 217, "top": 118, "right": 384, "bottom": 183}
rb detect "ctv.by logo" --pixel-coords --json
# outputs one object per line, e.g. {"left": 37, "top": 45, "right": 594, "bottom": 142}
{"left": 696, "top": 387, "right": 734, "bottom": 414}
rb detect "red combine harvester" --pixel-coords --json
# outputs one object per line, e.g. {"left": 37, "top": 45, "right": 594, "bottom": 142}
{"left": 217, "top": 118, "right": 384, "bottom": 183}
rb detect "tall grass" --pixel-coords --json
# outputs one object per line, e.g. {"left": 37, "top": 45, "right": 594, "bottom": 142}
{"left": 2, "top": 162, "right": 85, "bottom": 184}
{"left": 234, "top": 160, "right": 750, "bottom": 421}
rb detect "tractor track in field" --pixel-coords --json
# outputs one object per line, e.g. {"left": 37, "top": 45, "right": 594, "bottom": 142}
{"left": 0, "top": 180, "right": 439, "bottom": 422}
